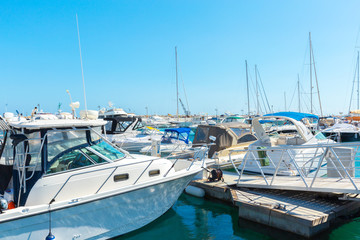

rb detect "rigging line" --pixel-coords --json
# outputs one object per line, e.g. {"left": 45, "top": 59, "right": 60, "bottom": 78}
{"left": 300, "top": 41, "right": 310, "bottom": 82}
{"left": 258, "top": 81, "right": 268, "bottom": 114}
{"left": 288, "top": 82, "right": 298, "bottom": 111}
{"left": 178, "top": 63, "right": 190, "bottom": 115}
{"left": 349, "top": 55, "right": 359, "bottom": 113}
{"left": 311, "top": 42, "right": 323, "bottom": 117}
{"left": 300, "top": 83, "right": 311, "bottom": 113}
{"left": 76, "top": 14, "right": 88, "bottom": 115}
{"left": 248, "top": 71, "right": 258, "bottom": 114}
{"left": 343, "top": 27, "right": 360, "bottom": 111}
{"left": 256, "top": 67, "right": 271, "bottom": 113}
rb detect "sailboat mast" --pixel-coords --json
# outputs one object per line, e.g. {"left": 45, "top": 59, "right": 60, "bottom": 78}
{"left": 245, "top": 60, "right": 250, "bottom": 116}
{"left": 255, "top": 65, "right": 259, "bottom": 115}
{"left": 311, "top": 35, "right": 323, "bottom": 117}
{"left": 175, "top": 46, "right": 179, "bottom": 120}
{"left": 76, "top": 14, "right": 88, "bottom": 116}
{"left": 284, "top": 92, "right": 287, "bottom": 111}
{"left": 357, "top": 51, "right": 359, "bottom": 109}
{"left": 298, "top": 74, "right": 301, "bottom": 112}
{"left": 309, "top": 32, "right": 313, "bottom": 113}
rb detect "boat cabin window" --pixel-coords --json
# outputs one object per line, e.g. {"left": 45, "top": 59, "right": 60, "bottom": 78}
{"left": 237, "top": 134, "right": 257, "bottom": 143}
{"left": 230, "top": 128, "right": 249, "bottom": 137}
{"left": 89, "top": 141, "right": 124, "bottom": 161}
{"left": 47, "top": 149, "right": 95, "bottom": 173}
{"left": 133, "top": 120, "right": 144, "bottom": 131}
{"left": 315, "top": 132, "right": 327, "bottom": 140}
{"left": 105, "top": 121, "right": 113, "bottom": 132}
{"left": 116, "top": 120, "right": 132, "bottom": 132}
{"left": 46, "top": 129, "right": 125, "bottom": 174}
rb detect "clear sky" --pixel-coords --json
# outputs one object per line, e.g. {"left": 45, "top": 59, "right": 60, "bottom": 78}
{"left": 1, "top": 0, "right": 360, "bottom": 116}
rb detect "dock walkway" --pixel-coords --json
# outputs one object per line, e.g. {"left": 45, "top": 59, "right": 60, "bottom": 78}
{"left": 189, "top": 171, "right": 360, "bottom": 238}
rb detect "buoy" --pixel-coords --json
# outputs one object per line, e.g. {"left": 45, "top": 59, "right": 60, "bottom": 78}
{"left": 185, "top": 186, "right": 205, "bottom": 198}
{"left": 7, "top": 201, "right": 15, "bottom": 209}
{"left": 45, "top": 232, "right": 55, "bottom": 240}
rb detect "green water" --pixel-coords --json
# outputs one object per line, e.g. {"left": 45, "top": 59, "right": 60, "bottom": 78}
{"left": 115, "top": 193, "right": 360, "bottom": 240}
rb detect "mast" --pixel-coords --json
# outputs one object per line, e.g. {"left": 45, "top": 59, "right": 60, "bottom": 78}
{"left": 357, "top": 51, "right": 360, "bottom": 109}
{"left": 255, "top": 65, "right": 259, "bottom": 115}
{"left": 76, "top": 14, "right": 88, "bottom": 116}
{"left": 284, "top": 92, "right": 287, "bottom": 111}
{"left": 298, "top": 74, "right": 301, "bottom": 112}
{"left": 309, "top": 32, "right": 313, "bottom": 113}
{"left": 311, "top": 35, "right": 323, "bottom": 117}
{"left": 245, "top": 60, "right": 250, "bottom": 116}
{"left": 175, "top": 46, "right": 179, "bottom": 120}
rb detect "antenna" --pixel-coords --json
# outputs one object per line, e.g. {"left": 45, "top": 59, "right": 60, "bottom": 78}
{"left": 76, "top": 14, "right": 88, "bottom": 118}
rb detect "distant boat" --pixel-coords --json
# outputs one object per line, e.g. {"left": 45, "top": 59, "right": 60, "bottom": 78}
{"left": 99, "top": 109, "right": 163, "bottom": 152}
{"left": 322, "top": 123, "right": 360, "bottom": 142}
{"left": 140, "top": 127, "right": 192, "bottom": 156}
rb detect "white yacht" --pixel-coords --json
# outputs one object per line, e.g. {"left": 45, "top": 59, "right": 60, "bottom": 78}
{"left": 238, "top": 115, "right": 334, "bottom": 176}
{"left": 140, "top": 128, "right": 192, "bottom": 156}
{"left": 100, "top": 109, "right": 163, "bottom": 152}
{"left": 0, "top": 116, "right": 204, "bottom": 239}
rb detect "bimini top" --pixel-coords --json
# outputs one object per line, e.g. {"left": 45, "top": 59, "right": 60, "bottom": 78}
{"left": 8, "top": 119, "right": 106, "bottom": 130}
{"left": 264, "top": 112, "right": 319, "bottom": 121}
{"left": 164, "top": 127, "right": 191, "bottom": 134}
{"left": 163, "top": 127, "right": 191, "bottom": 144}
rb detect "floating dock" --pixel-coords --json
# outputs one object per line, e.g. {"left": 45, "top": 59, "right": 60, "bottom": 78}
{"left": 189, "top": 171, "right": 360, "bottom": 238}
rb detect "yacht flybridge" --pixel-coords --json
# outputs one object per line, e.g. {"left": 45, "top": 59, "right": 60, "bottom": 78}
{"left": 0, "top": 116, "right": 204, "bottom": 239}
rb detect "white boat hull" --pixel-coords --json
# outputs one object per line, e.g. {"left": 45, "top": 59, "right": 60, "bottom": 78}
{"left": 0, "top": 173, "right": 196, "bottom": 240}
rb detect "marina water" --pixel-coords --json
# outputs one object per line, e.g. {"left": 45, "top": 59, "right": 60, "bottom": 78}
{"left": 116, "top": 193, "right": 360, "bottom": 240}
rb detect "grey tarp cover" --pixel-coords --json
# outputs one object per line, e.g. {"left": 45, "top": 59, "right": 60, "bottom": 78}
{"left": 193, "top": 122, "right": 251, "bottom": 158}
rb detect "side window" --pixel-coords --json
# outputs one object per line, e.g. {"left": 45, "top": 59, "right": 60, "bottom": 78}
{"left": 237, "top": 134, "right": 257, "bottom": 144}
{"left": 47, "top": 149, "right": 94, "bottom": 174}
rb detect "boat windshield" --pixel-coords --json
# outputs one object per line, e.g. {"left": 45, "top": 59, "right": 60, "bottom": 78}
{"left": 315, "top": 132, "right": 327, "bottom": 140}
{"left": 46, "top": 128, "right": 125, "bottom": 174}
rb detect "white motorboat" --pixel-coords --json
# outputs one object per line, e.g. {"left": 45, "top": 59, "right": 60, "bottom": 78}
{"left": 0, "top": 116, "right": 204, "bottom": 239}
{"left": 322, "top": 123, "right": 360, "bottom": 142}
{"left": 237, "top": 115, "right": 334, "bottom": 176}
{"left": 100, "top": 110, "right": 163, "bottom": 152}
{"left": 140, "top": 128, "right": 192, "bottom": 156}
{"left": 192, "top": 122, "right": 257, "bottom": 168}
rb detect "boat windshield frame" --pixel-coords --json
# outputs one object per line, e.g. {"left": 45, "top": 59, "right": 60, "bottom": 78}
{"left": 38, "top": 127, "right": 126, "bottom": 176}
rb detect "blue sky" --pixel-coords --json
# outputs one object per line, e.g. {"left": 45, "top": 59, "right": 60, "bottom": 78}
{"left": 1, "top": 0, "right": 360, "bottom": 116}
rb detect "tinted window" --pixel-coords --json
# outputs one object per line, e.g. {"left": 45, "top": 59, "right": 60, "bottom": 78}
{"left": 194, "top": 127, "right": 209, "bottom": 143}
{"left": 237, "top": 134, "right": 257, "bottom": 143}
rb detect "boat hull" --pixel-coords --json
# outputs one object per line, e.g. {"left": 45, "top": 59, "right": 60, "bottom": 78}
{"left": 0, "top": 173, "right": 196, "bottom": 240}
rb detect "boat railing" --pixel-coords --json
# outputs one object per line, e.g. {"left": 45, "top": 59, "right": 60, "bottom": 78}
{"left": 228, "top": 141, "right": 360, "bottom": 194}
{"left": 50, "top": 145, "right": 208, "bottom": 203}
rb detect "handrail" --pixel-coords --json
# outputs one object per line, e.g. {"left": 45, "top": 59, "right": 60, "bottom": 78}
{"left": 227, "top": 141, "right": 360, "bottom": 194}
